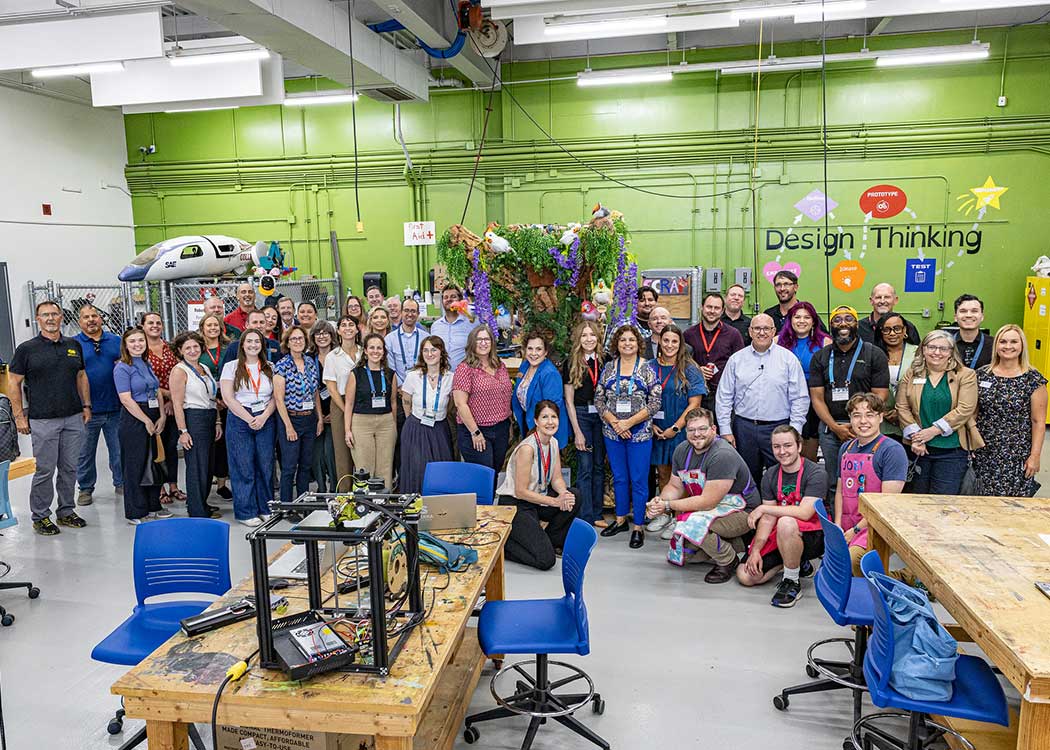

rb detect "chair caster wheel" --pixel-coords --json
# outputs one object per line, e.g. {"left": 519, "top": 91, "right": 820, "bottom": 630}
{"left": 1, "top": 614, "right": 14, "bottom": 627}
{"left": 107, "top": 719, "right": 124, "bottom": 735}
{"left": 773, "top": 695, "right": 788, "bottom": 711}
{"left": 592, "top": 697, "right": 605, "bottom": 715}
{"left": 842, "top": 740, "right": 855, "bottom": 750}
{"left": 463, "top": 726, "right": 479, "bottom": 744}
{"left": 28, "top": 587, "right": 40, "bottom": 599}
{"left": 805, "top": 664, "right": 820, "bottom": 678}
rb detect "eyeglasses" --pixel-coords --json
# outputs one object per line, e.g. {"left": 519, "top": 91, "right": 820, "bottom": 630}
{"left": 750, "top": 326, "right": 775, "bottom": 333}
{"left": 774, "top": 282, "right": 795, "bottom": 289}
{"left": 686, "top": 425, "right": 713, "bottom": 434}
{"left": 924, "top": 344, "right": 952, "bottom": 353}
{"left": 831, "top": 316, "right": 855, "bottom": 325}
{"left": 882, "top": 326, "right": 905, "bottom": 334}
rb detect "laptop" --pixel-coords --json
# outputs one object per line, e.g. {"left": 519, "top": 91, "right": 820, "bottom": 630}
{"left": 268, "top": 541, "right": 336, "bottom": 580}
{"left": 419, "top": 493, "right": 478, "bottom": 531}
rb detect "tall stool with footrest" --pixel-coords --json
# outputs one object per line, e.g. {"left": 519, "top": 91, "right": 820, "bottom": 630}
{"left": 0, "top": 460, "right": 41, "bottom": 628}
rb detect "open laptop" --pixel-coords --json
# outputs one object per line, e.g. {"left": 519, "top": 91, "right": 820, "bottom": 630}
{"left": 419, "top": 493, "right": 477, "bottom": 531}
{"left": 268, "top": 541, "right": 336, "bottom": 580}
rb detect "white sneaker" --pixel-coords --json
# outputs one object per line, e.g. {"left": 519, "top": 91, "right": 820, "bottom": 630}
{"left": 126, "top": 517, "right": 144, "bottom": 525}
{"left": 239, "top": 517, "right": 263, "bottom": 527}
{"left": 155, "top": 509, "right": 174, "bottom": 519}
{"left": 660, "top": 522, "right": 676, "bottom": 541}
{"left": 645, "top": 513, "right": 672, "bottom": 533}
{"left": 259, "top": 514, "right": 272, "bottom": 522}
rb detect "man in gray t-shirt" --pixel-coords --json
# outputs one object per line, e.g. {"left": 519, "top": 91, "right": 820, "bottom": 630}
{"left": 647, "top": 407, "right": 758, "bottom": 583}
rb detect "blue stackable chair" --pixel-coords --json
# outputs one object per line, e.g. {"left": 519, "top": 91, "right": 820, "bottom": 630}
{"left": 463, "top": 519, "right": 608, "bottom": 750}
{"left": 774, "top": 503, "right": 882, "bottom": 724}
{"left": 0, "top": 460, "right": 41, "bottom": 627}
{"left": 91, "top": 518, "right": 231, "bottom": 750}
{"left": 422, "top": 461, "right": 495, "bottom": 505}
{"left": 848, "top": 550, "right": 1009, "bottom": 750}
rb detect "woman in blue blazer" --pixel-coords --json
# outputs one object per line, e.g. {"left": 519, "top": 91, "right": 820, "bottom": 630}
{"left": 513, "top": 332, "right": 569, "bottom": 448}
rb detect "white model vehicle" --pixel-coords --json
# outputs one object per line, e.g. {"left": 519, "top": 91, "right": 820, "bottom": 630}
{"left": 118, "top": 235, "right": 255, "bottom": 282}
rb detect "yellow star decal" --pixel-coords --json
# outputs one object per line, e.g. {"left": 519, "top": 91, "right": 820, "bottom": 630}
{"left": 970, "top": 176, "right": 1008, "bottom": 210}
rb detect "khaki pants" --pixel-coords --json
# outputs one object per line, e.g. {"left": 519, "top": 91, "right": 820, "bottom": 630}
{"left": 684, "top": 511, "right": 751, "bottom": 566}
{"left": 350, "top": 412, "right": 397, "bottom": 490}
{"left": 331, "top": 401, "right": 353, "bottom": 492}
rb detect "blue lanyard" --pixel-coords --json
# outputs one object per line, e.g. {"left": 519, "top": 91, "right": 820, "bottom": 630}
{"left": 967, "top": 337, "right": 984, "bottom": 368}
{"left": 366, "top": 367, "right": 386, "bottom": 398}
{"left": 829, "top": 343, "right": 863, "bottom": 386}
{"left": 617, "top": 357, "right": 640, "bottom": 396}
{"left": 134, "top": 358, "right": 159, "bottom": 396}
{"left": 397, "top": 328, "right": 420, "bottom": 370}
{"left": 188, "top": 363, "right": 216, "bottom": 398}
{"left": 422, "top": 373, "right": 442, "bottom": 414}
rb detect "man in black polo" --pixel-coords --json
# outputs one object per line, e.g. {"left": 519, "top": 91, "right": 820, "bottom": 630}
{"left": 5, "top": 300, "right": 91, "bottom": 535}
{"left": 807, "top": 305, "right": 891, "bottom": 494}
{"left": 763, "top": 270, "right": 825, "bottom": 334}
{"left": 951, "top": 294, "right": 993, "bottom": 370}
{"left": 723, "top": 283, "right": 752, "bottom": 346}
{"left": 219, "top": 309, "right": 281, "bottom": 370}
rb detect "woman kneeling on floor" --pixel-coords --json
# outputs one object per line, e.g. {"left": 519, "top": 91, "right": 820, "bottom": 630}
{"left": 496, "top": 400, "right": 580, "bottom": 570}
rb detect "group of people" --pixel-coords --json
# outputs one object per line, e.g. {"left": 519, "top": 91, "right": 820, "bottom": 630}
{"left": 6, "top": 274, "right": 1045, "bottom": 608}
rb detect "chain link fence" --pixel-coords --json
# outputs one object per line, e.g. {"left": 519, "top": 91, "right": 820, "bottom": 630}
{"left": 26, "top": 281, "right": 133, "bottom": 337}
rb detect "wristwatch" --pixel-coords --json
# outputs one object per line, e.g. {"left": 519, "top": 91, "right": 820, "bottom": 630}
{"left": 472, "top": 429, "right": 482, "bottom": 437}
{"left": 664, "top": 499, "right": 673, "bottom": 514}
{"left": 179, "top": 428, "right": 189, "bottom": 434}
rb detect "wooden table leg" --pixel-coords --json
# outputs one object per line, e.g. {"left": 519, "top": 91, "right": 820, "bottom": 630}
{"left": 145, "top": 720, "right": 188, "bottom": 750}
{"left": 867, "top": 524, "right": 892, "bottom": 569}
{"left": 1018, "top": 700, "right": 1050, "bottom": 750}
{"left": 375, "top": 735, "right": 412, "bottom": 750}
{"left": 485, "top": 550, "right": 506, "bottom": 604}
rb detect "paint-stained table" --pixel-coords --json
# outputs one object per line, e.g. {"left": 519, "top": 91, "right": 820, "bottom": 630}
{"left": 861, "top": 493, "right": 1050, "bottom": 750}
{"left": 111, "top": 505, "right": 515, "bottom": 750}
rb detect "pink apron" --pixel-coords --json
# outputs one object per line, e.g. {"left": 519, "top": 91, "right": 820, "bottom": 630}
{"left": 839, "top": 436, "right": 885, "bottom": 549}
{"left": 748, "top": 461, "right": 823, "bottom": 557}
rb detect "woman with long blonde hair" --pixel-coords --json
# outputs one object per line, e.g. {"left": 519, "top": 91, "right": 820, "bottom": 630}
{"left": 972, "top": 324, "right": 1047, "bottom": 497}
{"left": 562, "top": 320, "right": 607, "bottom": 526}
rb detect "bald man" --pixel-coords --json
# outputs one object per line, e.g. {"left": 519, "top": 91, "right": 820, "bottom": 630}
{"left": 858, "top": 283, "right": 920, "bottom": 345}
{"left": 203, "top": 295, "right": 241, "bottom": 339}
{"left": 224, "top": 283, "right": 257, "bottom": 332}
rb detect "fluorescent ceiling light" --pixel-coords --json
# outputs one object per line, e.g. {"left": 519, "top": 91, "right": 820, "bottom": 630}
{"left": 721, "top": 60, "right": 824, "bottom": 75}
{"left": 577, "top": 70, "right": 673, "bottom": 87}
{"left": 733, "top": 1, "right": 866, "bottom": 21}
{"left": 164, "top": 105, "right": 239, "bottom": 113}
{"left": 31, "top": 62, "right": 125, "bottom": 79}
{"left": 283, "top": 91, "right": 359, "bottom": 106}
{"left": 169, "top": 49, "right": 269, "bottom": 67}
{"left": 545, "top": 15, "right": 666, "bottom": 38}
{"left": 876, "top": 48, "right": 989, "bottom": 67}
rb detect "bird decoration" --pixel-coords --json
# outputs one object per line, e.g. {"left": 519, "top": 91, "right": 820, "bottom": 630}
{"left": 591, "top": 203, "right": 610, "bottom": 220}
{"left": 484, "top": 230, "right": 512, "bottom": 254}
{"left": 589, "top": 203, "right": 614, "bottom": 231}
{"left": 495, "top": 305, "right": 514, "bottom": 330}
{"left": 592, "top": 278, "right": 612, "bottom": 307}
{"left": 448, "top": 299, "right": 473, "bottom": 320}
{"left": 580, "top": 300, "right": 600, "bottom": 321}
{"left": 560, "top": 223, "right": 581, "bottom": 247}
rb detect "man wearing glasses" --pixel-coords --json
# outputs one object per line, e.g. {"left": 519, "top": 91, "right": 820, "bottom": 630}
{"left": 73, "top": 304, "right": 123, "bottom": 506}
{"left": 646, "top": 408, "right": 761, "bottom": 584}
{"left": 857, "top": 283, "right": 920, "bottom": 345}
{"left": 716, "top": 314, "right": 810, "bottom": 484}
{"left": 5, "top": 301, "right": 91, "bottom": 535}
{"left": 763, "top": 270, "right": 824, "bottom": 335}
{"left": 808, "top": 305, "right": 890, "bottom": 494}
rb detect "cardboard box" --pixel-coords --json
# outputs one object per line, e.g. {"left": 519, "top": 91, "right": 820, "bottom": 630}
{"left": 216, "top": 725, "right": 374, "bottom": 750}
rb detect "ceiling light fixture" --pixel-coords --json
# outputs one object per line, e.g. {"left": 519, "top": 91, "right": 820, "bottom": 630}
{"left": 876, "top": 46, "right": 990, "bottom": 67}
{"left": 577, "top": 69, "right": 673, "bottom": 87}
{"left": 545, "top": 15, "right": 667, "bottom": 38}
{"left": 164, "top": 105, "right": 239, "bottom": 113}
{"left": 283, "top": 91, "right": 360, "bottom": 106}
{"left": 732, "top": 1, "right": 866, "bottom": 21}
{"left": 31, "top": 62, "right": 125, "bottom": 78}
{"left": 169, "top": 49, "right": 270, "bottom": 67}
{"left": 720, "top": 60, "right": 824, "bottom": 75}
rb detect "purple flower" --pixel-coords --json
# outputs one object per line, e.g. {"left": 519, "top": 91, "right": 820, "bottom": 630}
{"left": 549, "top": 242, "right": 583, "bottom": 288}
{"left": 471, "top": 248, "right": 498, "bottom": 336}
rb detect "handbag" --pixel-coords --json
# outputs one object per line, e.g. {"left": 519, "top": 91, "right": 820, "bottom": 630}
{"left": 869, "top": 571, "right": 958, "bottom": 701}
{"left": 0, "top": 394, "right": 20, "bottom": 465}
{"left": 140, "top": 433, "right": 167, "bottom": 487}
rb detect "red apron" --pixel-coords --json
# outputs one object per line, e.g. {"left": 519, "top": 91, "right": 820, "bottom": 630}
{"left": 839, "top": 436, "right": 885, "bottom": 549}
{"left": 748, "top": 461, "right": 822, "bottom": 557}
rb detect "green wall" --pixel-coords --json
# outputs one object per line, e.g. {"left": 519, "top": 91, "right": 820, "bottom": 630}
{"left": 124, "top": 25, "right": 1050, "bottom": 333}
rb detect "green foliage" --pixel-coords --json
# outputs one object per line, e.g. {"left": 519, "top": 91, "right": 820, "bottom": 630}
{"left": 436, "top": 229, "right": 471, "bottom": 285}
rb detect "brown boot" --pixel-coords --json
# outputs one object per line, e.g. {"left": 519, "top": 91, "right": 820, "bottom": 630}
{"left": 704, "top": 556, "right": 740, "bottom": 584}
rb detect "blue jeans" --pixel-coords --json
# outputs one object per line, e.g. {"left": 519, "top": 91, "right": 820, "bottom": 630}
{"left": 573, "top": 406, "right": 606, "bottom": 524}
{"left": 457, "top": 421, "right": 511, "bottom": 496}
{"left": 912, "top": 446, "right": 968, "bottom": 495}
{"left": 278, "top": 412, "right": 318, "bottom": 503}
{"left": 604, "top": 435, "right": 652, "bottom": 526}
{"left": 226, "top": 411, "right": 276, "bottom": 520}
{"left": 76, "top": 409, "right": 122, "bottom": 492}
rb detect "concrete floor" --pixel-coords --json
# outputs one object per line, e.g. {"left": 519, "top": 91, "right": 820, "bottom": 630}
{"left": 3, "top": 446, "right": 1043, "bottom": 750}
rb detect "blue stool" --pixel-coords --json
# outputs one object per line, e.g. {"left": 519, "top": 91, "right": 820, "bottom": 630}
{"left": 847, "top": 550, "right": 1009, "bottom": 750}
{"left": 774, "top": 503, "right": 880, "bottom": 724}
{"left": 422, "top": 461, "right": 496, "bottom": 505}
{"left": 0, "top": 459, "right": 41, "bottom": 627}
{"left": 91, "top": 518, "right": 232, "bottom": 750}
{"left": 463, "top": 519, "right": 608, "bottom": 749}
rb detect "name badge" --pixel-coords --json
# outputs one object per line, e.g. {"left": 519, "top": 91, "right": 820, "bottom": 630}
{"left": 616, "top": 399, "right": 632, "bottom": 414}
{"left": 371, "top": 396, "right": 386, "bottom": 409}
{"left": 319, "top": 386, "right": 329, "bottom": 399}
{"left": 654, "top": 410, "right": 666, "bottom": 420}
{"left": 420, "top": 411, "right": 437, "bottom": 427}
{"left": 587, "top": 404, "right": 598, "bottom": 414}
{"left": 912, "top": 378, "right": 927, "bottom": 385}
{"left": 831, "top": 387, "right": 850, "bottom": 402}
{"left": 979, "top": 381, "right": 993, "bottom": 389}
{"left": 148, "top": 398, "right": 159, "bottom": 409}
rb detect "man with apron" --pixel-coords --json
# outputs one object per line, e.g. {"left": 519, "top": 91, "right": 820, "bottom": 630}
{"left": 738, "top": 425, "right": 828, "bottom": 608}
{"left": 834, "top": 393, "right": 908, "bottom": 574}
{"left": 647, "top": 407, "right": 760, "bottom": 583}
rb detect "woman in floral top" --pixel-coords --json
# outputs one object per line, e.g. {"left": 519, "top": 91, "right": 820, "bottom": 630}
{"left": 143, "top": 311, "right": 184, "bottom": 504}
{"left": 595, "top": 324, "right": 662, "bottom": 549}
{"left": 273, "top": 326, "right": 323, "bottom": 503}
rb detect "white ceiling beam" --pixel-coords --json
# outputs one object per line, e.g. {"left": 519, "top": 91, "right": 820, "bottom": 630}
{"left": 0, "top": 9, "right": 163, "bottom": 71}
{"left": 174, "top": 0, "right": 430, "bottom": 102}
{"left": 871, "top": 16, "right": 894, "bottom": 35}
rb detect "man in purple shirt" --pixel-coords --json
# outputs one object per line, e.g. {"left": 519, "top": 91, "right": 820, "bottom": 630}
{"left": 683, "top": 292, "right": 745, "bottom": 420}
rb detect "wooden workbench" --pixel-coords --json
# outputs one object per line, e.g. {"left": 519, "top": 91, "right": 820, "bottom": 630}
{"left": 861, "top": 493, "right": 1050, "bottom": 750}
{"left": 112, "top": 505, "right": 515, "bottom": 750}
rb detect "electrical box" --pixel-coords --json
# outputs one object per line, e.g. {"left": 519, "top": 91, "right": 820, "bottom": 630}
{"left": 734, "top": 267, "right": 753, "bottom": 292}
{"left": 706, "top": 268, "right": 723, "bottom": 292}
{"left": 362, "top": 272, "right": 387, "bottom": 297}
{"left": 1023, "top": 276, "right": 1050, "bottom": 422}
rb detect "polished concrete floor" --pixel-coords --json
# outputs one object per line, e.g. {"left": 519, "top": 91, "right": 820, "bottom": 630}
{"left": 2, "top": 446, "right": 1041, "bottom": 750}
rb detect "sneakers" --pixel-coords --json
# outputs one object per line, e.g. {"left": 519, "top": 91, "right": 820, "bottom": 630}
{"left": 152, "top": 509, "right": 174, "bottom": 520}
{"left": 660, "top": 522, "right": 676, "bottom": 541}
{"left": 239, "top": 517, "right": 263, "bottom": 527}
{"left": 127, "top": 517, "right": 146, "bottom": 526}
{"left": 645, "top": 513, "right": 673, "bottom": 533}
{"left": 33, "top": 518, "right": 61, "bottom": 536}
{"left": 800, "top": 559, "right": 816, "bottom": 579}
{"left": 215, "top": 485, "right": 233, "bottom": 501}
{"left": 56, "top": 513, "right": 87, "bottom": 528}
{"left": 771, "top": 578, "right": 804, "bottom": 608}
{"left": 76, "top": 490, "right": 93, "bottom": 506}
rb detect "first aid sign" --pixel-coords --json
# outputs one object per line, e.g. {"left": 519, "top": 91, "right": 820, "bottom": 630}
{"left": 404, "top": 221, "right": 436, "bottom": 246}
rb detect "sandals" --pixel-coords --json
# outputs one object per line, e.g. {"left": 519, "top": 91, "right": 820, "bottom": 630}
{"left": 160, "top": 487, "right": 186, "bottom": 505}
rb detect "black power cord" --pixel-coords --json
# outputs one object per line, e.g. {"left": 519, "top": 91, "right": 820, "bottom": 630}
{"left": 210, "top": 649, "right": 258, "bottom": 750}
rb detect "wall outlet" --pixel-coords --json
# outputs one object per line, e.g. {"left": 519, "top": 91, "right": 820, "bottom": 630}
{"left": 922, "top": 308, "right": 931, "bottom": 318}
{"left": 937, "top": 300, "right": 945, "bottom": 311}
{"left": 997, "top": 95, "right": 1008, "bottom": 107}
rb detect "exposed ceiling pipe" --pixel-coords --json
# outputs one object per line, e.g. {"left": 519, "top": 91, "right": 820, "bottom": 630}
{"left": 429, "top": 76, "right": 465, "bottom": 88}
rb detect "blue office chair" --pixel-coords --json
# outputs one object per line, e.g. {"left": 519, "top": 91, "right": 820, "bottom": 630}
{"left": 774, "top": 503, "right": 880, "bottom": 724}
{"left": 463, "top": 519, "right": 608, "bottom": 750}
{"left": 0, "top": 460, "right": 41, "bottom": 627}
{"left": 422, "top": 461, "right": 495, "bottom": 505}
{"left": 91, "top": 518, "right": 232, "bottom": 750}
{"left": 848, "top": 550, "right": 1009, "bottom": 750}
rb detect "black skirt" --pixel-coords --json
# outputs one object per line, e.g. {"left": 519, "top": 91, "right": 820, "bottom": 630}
{"left": 398, "top": 414, "right": 453, "bottom": 494}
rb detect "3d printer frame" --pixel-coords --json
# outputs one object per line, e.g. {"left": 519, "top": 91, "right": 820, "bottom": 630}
{"left": 246, "top": 491, "right": 424, "bottom": 677}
